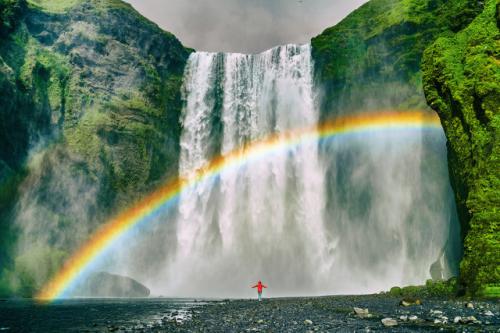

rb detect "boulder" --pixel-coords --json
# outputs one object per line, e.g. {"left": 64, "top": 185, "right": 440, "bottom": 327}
{"left": 460, "top": 316, "right": 479, "bottom": 324}
{"left": 381, "top": 318, "right": 397, "bottom": 327}
{"left": 72, "top": 272, "right": 150, "bottom": 297}
{"left": 353, "top": 307, "right": 372, "bottom": 318}
{"left": 400, "top": 298, "right": 421, "bottom": 306}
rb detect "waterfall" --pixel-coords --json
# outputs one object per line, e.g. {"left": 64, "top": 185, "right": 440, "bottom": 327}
{"left": 141, "top": 44, "right": 459, "bottom": 297}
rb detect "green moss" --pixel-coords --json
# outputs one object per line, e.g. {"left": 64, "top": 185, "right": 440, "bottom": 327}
{"left": 425, "top": 278, "right": 458, "bottom": 296}
{"left": 0, "top": 166, "right": 27, "bottom": 292}
{"left": 113, "top": 91, "right": 162, "bottom": 117}
{"left": 0, "top": 0, "right": 190, "bottom": 297}
{"left": 312, "top": 0, "right": 495, "bottom": 297}
{"left": 388, "top": 279, "right": 457, "bottom": 298}
{"left": 400, "top": 285, "right": 423, "bottom": 298}
{"left": 17, "top": 37, "right": 69, "bottom": 114}
{"left": 311, "top": 0, "right": 484, "bottom": 117}
{"left": 389, "top": 286, "right": 402, "bottom": 296}
{"left": 0, "top": 0, "right": 26, "bottom": 37}
{"left": 65, "top": 109, "right": 109, "bottom": 160}
{"left": 0, "top": 273, "right": 11, "bottom": 297}
{"left": 27, "top": 0, "right": 82, "bottom": 13}
{"left": 8, "top": 246, "right": 67, "bottom": 297}
{"left": 482, "top": 284, "right": 500, "bottom": 298}
{"left": 422, "top": 0, "right": 499, "bottom": 296}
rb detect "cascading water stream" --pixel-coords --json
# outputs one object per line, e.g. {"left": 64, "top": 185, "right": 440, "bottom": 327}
{"left": 120, "top": 44, "right": 460, "bottom": 297}
{"left": 167, "top": 45, "right": 332, "bottom": 297}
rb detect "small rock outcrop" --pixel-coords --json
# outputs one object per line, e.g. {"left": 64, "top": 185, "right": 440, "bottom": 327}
{"left": 73, "top": 272, "right": 150, "bottom": 297}
{"left": 353, "top": 307, "right": 372, "bottom": 318}
{"left": 400, "top": 298, "right": 422, "bottom": 307}
{"left": 381, "top": 318, "right": 398, "bottom": 327}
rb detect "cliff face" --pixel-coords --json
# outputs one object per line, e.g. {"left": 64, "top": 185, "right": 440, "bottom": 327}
{"left": 422, "top": 0, "right": 499, "bottom": 296}
{"left": 311, "top": 0, "right": 497, "bottom": 295}
{"left": 310, "top": 1, "right": 474, "bottom": 288}
{"left": 0, "top": 0, "right": 497, "bottom": 297}
{"left": 0, "top": 0, "right": 191, "bottom": 296}
{"left": 311, "top": 0, "right": 484, "bottom": 118}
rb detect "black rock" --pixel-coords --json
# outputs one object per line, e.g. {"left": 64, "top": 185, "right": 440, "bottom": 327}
{"left": 72, "top": 271, "right": 150, "bottom": 298}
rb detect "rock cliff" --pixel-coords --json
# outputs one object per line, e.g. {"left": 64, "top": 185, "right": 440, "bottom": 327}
{"left": 0, "top": 0, "right": 191, "bottom": 296}
{"left": 422, "top": 0, "right": 499, "bottom": 296}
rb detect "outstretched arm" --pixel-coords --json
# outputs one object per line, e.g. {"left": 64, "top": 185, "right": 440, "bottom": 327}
{"left": 251, "top": 285, "right": 257, "bottom": 288}
{"left": 263, "top": 285, "right": 267, "bottom": 288}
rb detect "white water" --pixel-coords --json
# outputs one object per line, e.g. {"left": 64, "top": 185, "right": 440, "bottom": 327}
{"left": 167, "top": 44, "right": 332, "bottom": 297}
{"left": 117, "top": 44, "right": 459, "bottom": 298}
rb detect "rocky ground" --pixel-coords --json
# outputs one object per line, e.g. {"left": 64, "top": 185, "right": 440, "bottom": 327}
{"left": 0, "top": 295, "right": 498, "bottom": 332}
{"left": 157, "top": 295, "right": 499, "bottom": 332}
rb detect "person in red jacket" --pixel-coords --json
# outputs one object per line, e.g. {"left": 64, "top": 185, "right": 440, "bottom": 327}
{"left": 251, "top": 280, "right": 267, "bottom": 301}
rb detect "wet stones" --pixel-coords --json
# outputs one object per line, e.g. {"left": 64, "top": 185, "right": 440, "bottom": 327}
{"left": 33, "top": 295, "right": 495, "bottom": 332}
{"left": 400, "top": 298, "right": 422, "bottom": 307}
{"left": 400, "top": 300, "right": 411, "bottom": 307}
{"left": 484, "top": 310, "right": 494, "bottom": 316}
{"left": 409, "top": 315, "right": 418, "bottom": 321}
{"left": 353, "top": 307, "right": 373, "bottom": 319}
{"left": 461, "top": 316, "right": 480, "bottom": 324}
{"left": 451, "top": 315, "right": 481, "bottom": 325}
{"left": 381, "top": 318, "right": 398, "bottom": 327}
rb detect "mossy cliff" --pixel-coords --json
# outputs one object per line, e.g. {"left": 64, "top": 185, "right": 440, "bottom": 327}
{"left": 0, "top": 0, "right": 191, "bottom": 296}
{"left": 422, "top": 0, "right": 499, "bottom": 297}
{"left": 311, "top": 0, "right": 498, "bottom": 296}
{"left": 311, "top": 0, "right": 483, "bottom": 118}
{"left": 0, "top": 0, "right": 497, "bottom": 298}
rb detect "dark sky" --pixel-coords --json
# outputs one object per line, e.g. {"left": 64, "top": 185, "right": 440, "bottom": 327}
{"left": 123, "top": 0, "right": 368, "bottom": 53}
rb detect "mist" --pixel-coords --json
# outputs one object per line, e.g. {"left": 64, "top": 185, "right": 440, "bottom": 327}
{"left": 8, "top": 143, "right": 104, "bottom": 294}
{"left": 85, "top": 45, "right": 460, "bottom": 298}
{"left": 5, "top": 1, "right": 462, "bottom": 298}
{"left": 123, "top": 0, "right": 368, "bottom": 53}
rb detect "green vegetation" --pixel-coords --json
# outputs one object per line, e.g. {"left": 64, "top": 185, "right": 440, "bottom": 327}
{"left": 482, "top": 285, "right": 500, "bottom": 298}
{"left": 27, "top": 0, "right": 81, "bottom": 13}
{"left": 388, "top": 278, "right": 458, "bottom": 298}
{"left": 311, "top": 0, "right": 484, "bottom": 118}
{"left": 5, "top": 246, "right": 67, "bottom": 297}
{"left": 0, "top": 0, "right": 26, "bottom": 36}
{"left": 0, "top": 0, "right": 191, "bottom": 296}
{"left": 1, "top": 4, "right": 69, "bottom": 290}
{"left": 0, "top": 0, "right": 497, "bottom": 299}
{"left": 312, "top": 0, "right": 498, "bottom": 297}
{"left": 422, "top": 0, "right": 499, "bottom": 296}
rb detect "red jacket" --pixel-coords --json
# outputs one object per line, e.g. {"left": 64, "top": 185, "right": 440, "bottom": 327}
{"left": 252, "top": 281, "right": 267, "bottom": 293}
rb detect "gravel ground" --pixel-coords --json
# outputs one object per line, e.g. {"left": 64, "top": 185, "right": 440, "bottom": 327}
{"left": 162, "top": 295, "right": 499, "bottom": 332}
{"left": 0, "top": 295, "right": 498, "bottom": 332}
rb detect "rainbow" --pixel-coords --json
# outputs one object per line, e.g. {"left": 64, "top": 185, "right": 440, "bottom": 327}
{"left": 36, "top": 110, "right": 441, "bottom": 301}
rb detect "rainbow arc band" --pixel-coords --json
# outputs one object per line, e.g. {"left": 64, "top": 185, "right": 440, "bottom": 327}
{"left": 36, "top": 110, "right": 441, "bottom": 301}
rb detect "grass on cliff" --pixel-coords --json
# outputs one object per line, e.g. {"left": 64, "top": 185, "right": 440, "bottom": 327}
{"left": 27, "top": 0, "right": 82, "bottom": 12}
{"left": 2, "top": 246, "right": 67, "bottom": 297}
{"left": 310, "top": 0, "right": 484, "bottom": 115}
{"left": 422, "top": 0, "right": 499, "bottom": 296}
{"left": 388, "top": 278, "right": 458, "bottom": 298}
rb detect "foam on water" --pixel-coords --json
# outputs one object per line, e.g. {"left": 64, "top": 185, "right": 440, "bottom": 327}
{"left": 138, "top": 44, "right": 460, "bottom": 297}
